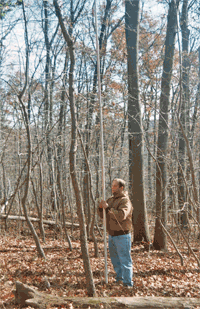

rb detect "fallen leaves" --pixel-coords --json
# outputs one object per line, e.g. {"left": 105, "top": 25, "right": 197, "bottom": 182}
{"left": 0, "top": 225, "right": 200, "bottom": 308}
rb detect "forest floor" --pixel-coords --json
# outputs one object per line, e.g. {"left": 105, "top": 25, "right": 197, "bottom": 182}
{"left": 0, "top": 218, "right": 200, "bottom": 308}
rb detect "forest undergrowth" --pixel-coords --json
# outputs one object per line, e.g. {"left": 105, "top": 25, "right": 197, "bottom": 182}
{"left": 0, "top": 218, "right": 200, "bottom": 308}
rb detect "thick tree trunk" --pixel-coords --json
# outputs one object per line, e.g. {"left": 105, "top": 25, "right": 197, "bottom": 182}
{"left": 125, "top": 0, "right": 150, "bottom": 243}
{"left": 153, "top": 0, "right": 178, "bottom": 250}
{"left": 178, "top": 0, "right": 190, "bottom": 228}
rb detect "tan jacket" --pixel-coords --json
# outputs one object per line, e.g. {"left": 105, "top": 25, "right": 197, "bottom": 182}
{"left": 98, "top": 191, "right": 133, "bottom": 236}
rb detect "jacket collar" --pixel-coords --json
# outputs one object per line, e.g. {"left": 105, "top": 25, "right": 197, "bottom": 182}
{"left": 112, "top": 191, "right": 127, "bottom": 199}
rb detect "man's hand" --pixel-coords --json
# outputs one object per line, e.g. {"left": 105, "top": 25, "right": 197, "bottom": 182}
{"left": 99, "top": 200, "right": 108, "bottom": 209}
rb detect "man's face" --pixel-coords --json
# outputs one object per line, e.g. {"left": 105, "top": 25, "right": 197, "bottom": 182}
{"left": 112, "top": 180, "right": 123, "bottom": 195}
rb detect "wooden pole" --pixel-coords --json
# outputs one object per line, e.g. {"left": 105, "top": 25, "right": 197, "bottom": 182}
{"left": 94, "top": 0, "right": 108, "bottom": 284}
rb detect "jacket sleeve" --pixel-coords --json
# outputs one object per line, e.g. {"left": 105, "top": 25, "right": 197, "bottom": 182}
{"left": 97, "top": 199, "right": 110, "bottom": 219}
{"left": 97, "top": 206, "right": 111, "bottom": 219}
{"left": 107, "top": 197, "right": 132, "bottom": 223}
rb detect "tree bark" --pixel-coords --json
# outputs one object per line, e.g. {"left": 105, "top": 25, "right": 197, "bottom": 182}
{"left": 125, "top": 0, "right": 150, "bottom": 243}
{"left": 153, "top": 0, "right": 179, "bottom": 250}
{"left": 178, "top": 0, "right": 190, "bottom": 228}
{"left": 14, "top": 281, "right": 200, "bottom": 309}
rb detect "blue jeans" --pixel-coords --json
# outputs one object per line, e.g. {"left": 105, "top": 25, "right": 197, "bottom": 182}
{"left": 108, "top": 233, "right": 133, "bottom": 286}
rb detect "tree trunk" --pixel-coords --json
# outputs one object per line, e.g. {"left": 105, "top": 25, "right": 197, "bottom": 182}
{"left": 43, "top": 0, "right": 54, "bottom": 211}
{"left": 30, "top": 176, "right": 45, "bottom": 242}
{"left": 153, "top": 0, "right": 179, "bottom": 250}
{"left": 178, "top": 0, "right": 190, "bottom": 228}
{"left": 53, "top": 0, "right": 95, "bottom": 297}
{"left": 125, "top": 0, "right": 150, "bottom": 243}
{"left": 55, "top": 151, "right": 72, "bottom": 250}
{"left": 17, "top": 1, "right": 45, "bottom": 259}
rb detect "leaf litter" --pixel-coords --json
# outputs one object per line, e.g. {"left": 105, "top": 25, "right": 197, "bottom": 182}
{"left": 0, "top": 222, "right": 200, "bottom": 308}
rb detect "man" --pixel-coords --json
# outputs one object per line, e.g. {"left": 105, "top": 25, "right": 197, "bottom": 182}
{"left": 98, "top": 178, "right": 133, "bottom": 287}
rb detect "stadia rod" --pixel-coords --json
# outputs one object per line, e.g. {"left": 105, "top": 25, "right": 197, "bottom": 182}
{"left": 94, "top": 0, "right": 108, "bottom": 284}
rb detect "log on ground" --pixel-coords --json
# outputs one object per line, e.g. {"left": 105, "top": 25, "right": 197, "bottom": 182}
{"left": 0, "top": 214, "right": 79, "bottom": 227}
{"left": 14, "top": 281, "right": 200, "bottom": 308}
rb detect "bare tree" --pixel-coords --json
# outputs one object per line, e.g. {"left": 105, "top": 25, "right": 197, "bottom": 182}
{"left": 17, "top": 0, "right": 45, "bottom": 258}
{"left": 153, "top": 0, "right": 179, "bottom": 250}
{"left": 53, "top": 0, "right": 96, "bottom": 297}
{"left": 178, "top": 0, "right": 190, "bottom": 228}
{"left": 125, "top": 0, "right": 150, "bottom": 243}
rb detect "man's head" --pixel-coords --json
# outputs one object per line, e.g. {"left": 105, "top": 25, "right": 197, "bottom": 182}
{"left": 112, "top": 178, "right": 125, "bottom": 195}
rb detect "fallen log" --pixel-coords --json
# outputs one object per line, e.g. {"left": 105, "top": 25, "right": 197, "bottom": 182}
{"left": 14, "top": 281, "right": 200, "bottom": 308}
{"left": 0, "top": 214, "right": 79, "bottom": 227}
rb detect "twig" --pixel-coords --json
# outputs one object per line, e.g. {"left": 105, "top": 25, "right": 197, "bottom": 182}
{"left": 158, "top": 218, "right": 184, "bottom": 266}
{"left": 172, "top": 214, "right": 200, "bottom": 267}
